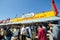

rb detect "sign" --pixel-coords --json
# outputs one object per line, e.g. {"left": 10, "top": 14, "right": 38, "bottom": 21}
{"left": 34, "top": 10, "right": 55, "bottom": 18}
{"left": 11, "top": 10, "right": 56, "bottom": 22}
{"left": 22, "top": 13, "right": 34, "bottom": 18}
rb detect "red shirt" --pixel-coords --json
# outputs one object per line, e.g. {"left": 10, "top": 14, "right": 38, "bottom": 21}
{"left": 38, "top": 28, "right": 47, "bottom": 40}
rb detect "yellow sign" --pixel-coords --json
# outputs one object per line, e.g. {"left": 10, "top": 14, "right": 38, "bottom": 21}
{"left": 34, "top": 10, "right": 55, "bottom": 18}
{"left": 11, "top": 10, "right": 55, "bottom": 22}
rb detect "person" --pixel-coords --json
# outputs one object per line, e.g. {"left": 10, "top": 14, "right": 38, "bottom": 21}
{"left": 20, "top": 24, "right": 26, "bottom": 40}
{"left": 18, "top": 25, "right": 21, "bottom": 40}
{"left": 11, "top": 26, "right": 19, "bottom": 40}
{"left": 48, "top": 22, "right": 59, "bottom": 40}
{"left": 37, "top": 24, "right": 47, "bottom": 40}
{"left": 42, "top": 25, "right": 46, "bottom": 32}
{"left": 30, "top": 25, "right": 36, "bottom": 40}
{"left": 35, "top": 23, "right": 38, "bottom": 36}
{"left": 25, "top": 25, "right": 32, "bottom": 40}
{"left": 6, "top": 26, "right": 12, "bottom": 40}
{"left": 0, "top": 28, "right": 5, "bottom": 40}
{"left": 57, "top": 25, "right": 60, "bottom": 40}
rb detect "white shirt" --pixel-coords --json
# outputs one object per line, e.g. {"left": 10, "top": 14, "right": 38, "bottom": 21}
{"left": 21, "top": 27, "right": 26, "bottom": 35}
{"left": 13, "top": 28, "right": 19, "bottom": 36}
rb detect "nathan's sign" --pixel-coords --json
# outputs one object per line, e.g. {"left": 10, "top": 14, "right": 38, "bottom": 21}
{"left": 22, "top": 13, "right": 34, "bottom": 18}
{"left": 11, "top": 10, "right": 56, "bottom": 22}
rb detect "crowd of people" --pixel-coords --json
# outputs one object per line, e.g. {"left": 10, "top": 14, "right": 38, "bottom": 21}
{"left": 0, "top": 22, "right": 60, "bottom": 40}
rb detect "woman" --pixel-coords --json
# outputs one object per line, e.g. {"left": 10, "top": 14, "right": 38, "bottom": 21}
{"left": 38, "top": 25, "right": 47, "bottom": 40}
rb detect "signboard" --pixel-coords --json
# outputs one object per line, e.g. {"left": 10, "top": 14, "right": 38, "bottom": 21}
{"left": 11, "top": 10, "right": 56, "bottom": 22}
{"left": 22, "top": 13, "right": 34, "bottom": 18}
{"left": 34, "top": 10, "right": 55, "bottom": 18}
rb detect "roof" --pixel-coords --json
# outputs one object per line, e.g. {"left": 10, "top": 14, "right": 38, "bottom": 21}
{"left": 18, "top": 16, "right": 60, "bottom": 24}
{"left": 0, "top": 16, "right": 60, "bottom": 26}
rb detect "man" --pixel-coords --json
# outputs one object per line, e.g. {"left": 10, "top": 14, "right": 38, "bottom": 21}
{"left": 37, "top": 24, "right": 47, "bottom": 40}
{"left": 25, "top": 25, "right": 32, "bottom": 40}
{"left": 11, "top": 26, "right": 19, "bottom": 40}
{"left": 20, "top": 24, "right": 26, "bottom": 40}
{"left": 48, "top": 22, "right": 58, "bottom": 40}
{"left": 6, "top": 26, "right": 12, "bottom": 40}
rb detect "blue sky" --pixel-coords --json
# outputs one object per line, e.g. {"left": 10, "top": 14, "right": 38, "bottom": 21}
{"left": 0, "top": 0, "right": 60, "bottom": 20}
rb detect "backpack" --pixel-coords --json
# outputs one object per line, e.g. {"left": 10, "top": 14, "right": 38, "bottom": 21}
{"left": 26, "top": 28, "right": 30, "bottom": 38}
